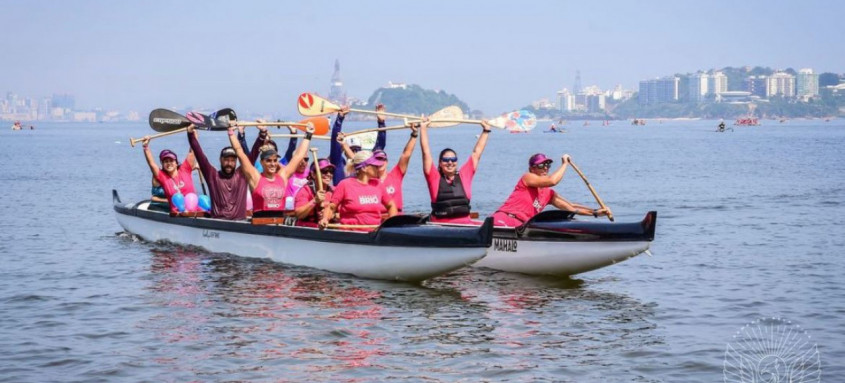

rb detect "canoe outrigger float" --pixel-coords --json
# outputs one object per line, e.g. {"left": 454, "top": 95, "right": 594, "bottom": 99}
{"left": 476, "top": 210, "right": 657, "bottom": 277}
{"left": 112, "top": 190, "right": 493, "bottom": 282}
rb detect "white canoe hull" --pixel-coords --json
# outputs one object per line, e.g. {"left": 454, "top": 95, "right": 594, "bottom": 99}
{"left": 115, "top": 206, "right": 488, "bottom": 282}
{"left": 475, "top": 238, "right": 650, "bottom": 276}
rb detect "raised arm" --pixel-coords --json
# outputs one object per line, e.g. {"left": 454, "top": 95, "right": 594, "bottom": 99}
{"left": 523, "top": 154, "right": 570, "bottom": 188}
{"left": 187, "top": 125, "right": 213, "bottom": 179}
{"left": 282, "top": 124, "right": 298, "bottom": 164}
{"left": 374, "top": 104, "right": 387, "bottom": 150}
{"left": 420, "top": 119, "right": 433, "bottom": 176}
{"left": 329, "top": 107, "right": 350, "bottom": 168}
{"left": 248, "top": 125, "right": 270, "bottom": 164}
{"left": 141, "top": 137, "right": 161, "bottom": 177}
{"left": 229, "top": 126, "right": 260, "bottom": 189}
{"left": 282, "top": 127, "right": 313, "bottom": 179}
{"left": 396, "top": 124, "right": 419, "bottom": 174}
{"left": 336, "top": 132, "right": 355, "bottom": 159}
{"left": 470, "top": 120, "right": 492, "bottom": 169}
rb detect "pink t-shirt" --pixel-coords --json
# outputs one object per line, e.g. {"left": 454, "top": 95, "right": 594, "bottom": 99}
{"left": 252, "top": 175, "right": 287, "bottom": 212}
{"left": 330, "top": 177, "right": 388, "bottom": 226}
{"left": 381, "top": 165, "right": 406, "bottom": 211}
{"left": 286, "top": 170, "right": 309, "bottom": 199}
{"left": 154, "top": 159, "right": 197, "bottom": 213}
{"left": 495, "top": 176, "right": 556, "bottom": 223}
{"left": 425, "top": 159, "right": 477, "bottom": 223}
{"left": 294, "top": 184, "right": 333, "bottom": 227}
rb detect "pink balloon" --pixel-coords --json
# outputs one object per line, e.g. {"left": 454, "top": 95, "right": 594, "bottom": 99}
{"left": 184, "top": 192, "right": 199, "bottom": 212}
{"left": 246, "top": 192, "right": 253, "bottom": 211}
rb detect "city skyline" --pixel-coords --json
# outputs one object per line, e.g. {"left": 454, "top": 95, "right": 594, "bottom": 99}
{"left": 2, "top": 0, "right": 843, "bottom": 116}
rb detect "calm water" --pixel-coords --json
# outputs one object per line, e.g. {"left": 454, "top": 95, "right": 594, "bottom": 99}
{"left": 1, "top": 119, "right": 843, "bottom": 382}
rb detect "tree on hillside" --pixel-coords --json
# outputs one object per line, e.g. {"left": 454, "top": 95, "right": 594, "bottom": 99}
{"left": 366, "top": 85, "right": 470, "bottom": 115}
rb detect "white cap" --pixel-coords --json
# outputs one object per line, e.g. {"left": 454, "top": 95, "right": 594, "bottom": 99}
{"left": 345, "top": 136, "right": 362, "bottom": 148}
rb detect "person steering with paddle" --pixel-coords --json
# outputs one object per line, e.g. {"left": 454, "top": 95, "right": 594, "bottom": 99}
{"left": 228, "top": 123, "right": 313, "bottom": 214}
{"left": 420, "top": 117, "right": 491, "bottom": 224}
{"left": 492, "top": 153, "right": 609, "bottom": 227}
{"left": 140, "top": 135, "right": 197, "bottom": 214}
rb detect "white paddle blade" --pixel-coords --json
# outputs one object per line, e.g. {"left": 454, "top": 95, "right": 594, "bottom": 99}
{"left": 297, "top": 93, "right": 341, "bottom": 116}
{"left": 429, "top": 106, "right": 464, "bottom": 128}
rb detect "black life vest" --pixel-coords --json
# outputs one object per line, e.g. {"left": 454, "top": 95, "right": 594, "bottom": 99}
{"left": 431, "top": 172, "right": 471, "bottom": 218}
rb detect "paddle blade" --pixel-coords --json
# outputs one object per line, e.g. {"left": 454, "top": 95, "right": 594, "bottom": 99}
{"left": 294, "top": 117, "right": 330, "bottom": 135}
{"left": 429, "top": 106, "right": 464, "bottom": 128}
{"left": 149, "top": 109, "right": 189, "bottom": 132}
{"left": 185, "top": 109, "right": 237, "bottom": 131}
{"left": 297, "top": 93, "right": 341, "bottom": 116}
{"left": 488, "top": 109, "right": 537, "bottom": 131}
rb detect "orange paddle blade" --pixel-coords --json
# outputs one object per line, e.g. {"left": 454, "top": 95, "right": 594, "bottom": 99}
{"left": 296, "top": 116, "right": 330, "bottom": 135}
{"left": 297, "top": 93, "right": 341, "bottom": 116}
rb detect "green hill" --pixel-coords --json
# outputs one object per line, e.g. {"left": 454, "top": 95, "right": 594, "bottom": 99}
{"left": 363, "top": 84, "right": 470, "bottom": 115}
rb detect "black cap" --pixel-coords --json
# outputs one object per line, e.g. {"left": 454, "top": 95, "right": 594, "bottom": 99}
{"left": 220, "top": 146, "right": 237, "bottom": 158}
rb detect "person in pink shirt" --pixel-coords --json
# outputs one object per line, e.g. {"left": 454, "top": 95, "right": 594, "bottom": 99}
{"left": 140, "top": 135, "right": 197, "bottom": 214}
{"left": 285, "top": 156, "right": 310, "bottom": 202}
{"left": 228, "top": 124, "right": 313, "bottom": 214}
{"left": 492, "top": 153, "right": 609, "bottom": 227}
{"left": 371, "top": 123, "right": 418, "bottom": 212}
{"left": 420, "top": 118, "right": 491, "bottom": 224}
{"left": 319, "top": 151, "right": 398, "bottom": 230}
{"left": 293, "top": 158, "right": 336, "bottom": 228}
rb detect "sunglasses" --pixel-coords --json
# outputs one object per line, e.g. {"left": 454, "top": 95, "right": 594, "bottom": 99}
{"left": 532, "top": 163, "right": 551, "bottom": 169}
{"left": 440, "top": 157, "right": 458, "bottom": 163}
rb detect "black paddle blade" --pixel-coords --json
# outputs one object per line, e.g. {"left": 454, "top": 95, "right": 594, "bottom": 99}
{"left": 186, "top": 108, "right": 237, "bottom": 131}
{"left": 149, "top": 109, "right": 190, "bottom": 132}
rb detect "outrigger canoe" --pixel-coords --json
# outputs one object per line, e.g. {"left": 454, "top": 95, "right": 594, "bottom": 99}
{"left": 112, "top": 190, "right": 493, "bottom": 282}
{"left": 474, "top": 210, "right": 657, "bottom": 277}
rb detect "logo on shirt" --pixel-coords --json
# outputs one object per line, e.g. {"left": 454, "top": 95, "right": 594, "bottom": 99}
{"left": 358, "top": 195, "right": 379, "bottom": 205}
{"left": 386, "top": 186, "right": 395, "bottom": 195}
{"left": 533, "top": 198, "right": 542, "bottom": 212}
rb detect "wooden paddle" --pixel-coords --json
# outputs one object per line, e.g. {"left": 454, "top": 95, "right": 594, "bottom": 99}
{"left": 326, "top": 223, "right": 379, "bottom": 230}
{"left": 269, "top": 134, "right": 331, "bottom": 140}
{"left": 310, "top": 148, "right": 323, "bottom": 192}
{"left": 568, "top": 161, "right": 614, "bottom": 222}
{"left": 298, "top": 92, "right": 436, "bottom": 120}
{"left": 345, "top": 106, "right": 465, "bottom": 137}
{"left": 414, "top": 109, "right": 538, "bottom": 130}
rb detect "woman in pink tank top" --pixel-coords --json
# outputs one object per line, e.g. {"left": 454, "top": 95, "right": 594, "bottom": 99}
{"left": 229, "top": 125, "right": 314, "bottom": 213}
{"left": 139, "top": 135, "right": 197, "bottom": 214}
{"left": 319, "top": 150, "right": 399, "bottom": 231}
{"left": 492, "top": 153, "right": 609, "bottom": 227}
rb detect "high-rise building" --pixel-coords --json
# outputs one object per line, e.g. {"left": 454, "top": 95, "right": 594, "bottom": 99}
{"left": 51, "top": 93, "right": 75, "bottom": 110}
{"left": 708, "top": 71, "right": 728, "bottom": 95}
{"left": 557, "top": 89, "right": 574, "bottom": 112}
{"left": 745, "top": 76, "right": 768, "bottom": 98}
{"left": 767, "top": 72, "right": 796, "bottom": 98}
{"left": 328, "top": 59, "right": 347, "bottom": 105}
{"left": 639, "top": 77, "right": 679, "bottom": 105}
{"left": 796, "top": 68, "right": 819, "bottom": 99}
{"left": 689, "top": 72, "right": 709, "bottom": 103}
{"left": 586, "top": 94, "right": 606, "bottom": 113}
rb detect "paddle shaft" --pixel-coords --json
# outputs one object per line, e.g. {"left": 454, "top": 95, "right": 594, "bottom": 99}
{"left": 130, "top": 127, "right": 186, "bottom": 147}
{"left": 310, "top": 148, "right": 323, "bottom": 192}
{"left": 326, "top": 223, "right": 379, "bottom": 230}
{"left": 348, "top": 108, "right": 421, "bottom": 120}
{"left": 345, "top": 123, "right": 411, "bottom": 136}
{"left": 235, "top": 122, "right": 308, "bottom": 127}
{"left": 269, "top": 134, "right": 330, "bottom": 140}
{"left": 568, "top": 161, "right": 614, "bottom": 222}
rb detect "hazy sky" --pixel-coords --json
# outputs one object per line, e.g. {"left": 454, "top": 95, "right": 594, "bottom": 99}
{"left": 2, "top": 0, "right": 842, "bottom": 116}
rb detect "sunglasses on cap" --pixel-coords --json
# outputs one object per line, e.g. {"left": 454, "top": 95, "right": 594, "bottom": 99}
{"left": 532, "top": 162, "right": 551, "bottom": 169}
{"left": 440, "top": 157, "right": 458, "bottom": 163}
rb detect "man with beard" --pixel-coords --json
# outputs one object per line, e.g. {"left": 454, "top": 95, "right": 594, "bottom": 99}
{"left": 187, "top": 124, "right": 249, "bottom": 220}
